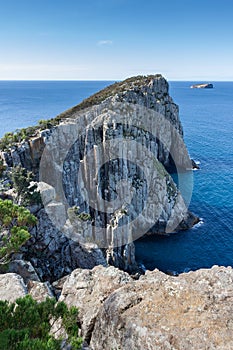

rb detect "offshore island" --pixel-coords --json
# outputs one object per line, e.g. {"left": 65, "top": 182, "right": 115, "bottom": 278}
{"left": 0, "top": 75, "right": 232, "bottom": 349}
{"left": 190, "top": 83, "right": 214, "bottom": 88}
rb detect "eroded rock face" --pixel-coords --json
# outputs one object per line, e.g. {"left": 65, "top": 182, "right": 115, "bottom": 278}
{"left": 58, "top": 265, "right": 233, "bottom": 350}
{"left": 38, "top": 76, "right": 195, "bottom": 271}
{"left": 24, "top": 208, "right": 107, "bottom": 282}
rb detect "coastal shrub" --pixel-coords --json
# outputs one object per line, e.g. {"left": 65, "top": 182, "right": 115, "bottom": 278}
{"left": 0, "top": 118, "right": 58, "bottom": 151}
{"left": 0, "top": 199, "right": 37, "bottom": 266}
{"left": 38, "top": 118, "right": 61, "bottom": 130}
{"left": 11, "top": 166, "right": 41, "bottom": 206}
{"left": 0, "top": 132, "right": 15, "bottom": 150}
{"left": 0, "top": 295, "right": 82, "bottom": 350}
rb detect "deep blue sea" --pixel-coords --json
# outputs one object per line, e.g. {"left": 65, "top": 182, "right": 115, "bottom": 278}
{"left": 0, "top": 80, "right": 233, "bottom": 273}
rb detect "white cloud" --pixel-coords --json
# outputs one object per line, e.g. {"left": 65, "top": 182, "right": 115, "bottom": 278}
{"left": 97, "top": 40, "right": 113, "bottom": 46}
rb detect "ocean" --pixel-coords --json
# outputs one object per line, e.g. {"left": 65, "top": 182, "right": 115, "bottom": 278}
{"left": 0, "top": 80, "right": 233, "bottom": 273}
{"left": 0, "top": 81, "right": 112, "bottom": 138}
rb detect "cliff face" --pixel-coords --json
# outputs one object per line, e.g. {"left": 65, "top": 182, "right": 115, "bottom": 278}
{"left": 1, "top": 75, "right": 197, "bottom": 276}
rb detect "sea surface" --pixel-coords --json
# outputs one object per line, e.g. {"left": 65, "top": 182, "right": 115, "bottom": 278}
{"left": 0, "top": 80, "right": 233, "bottom": 273}
{"left": 0, "top": 81, "right": 112, "bottom": 137}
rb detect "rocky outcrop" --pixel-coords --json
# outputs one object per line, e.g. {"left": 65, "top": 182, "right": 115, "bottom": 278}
{"left": 0, "top": 75, "right": 198, "bottom": 276}
{"left": 191, "top": 158, "right": 200, "bottom": 170}
{"left": 59, "top": 265, "right": 133, "bottom": 343}
{"left": 1, "top": 75, "right": 184, "bottom": 172}
{"left": 58, "top": 265, "right": 233, "bottom": 350}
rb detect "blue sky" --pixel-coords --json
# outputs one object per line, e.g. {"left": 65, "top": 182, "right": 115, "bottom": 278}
{"left": 0, "top": 0, "right": 233, "bottom": 80}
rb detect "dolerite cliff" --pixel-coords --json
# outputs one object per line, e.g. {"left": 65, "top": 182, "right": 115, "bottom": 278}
{"left": 0, "top": 75, "right": 198, "bottom": 280}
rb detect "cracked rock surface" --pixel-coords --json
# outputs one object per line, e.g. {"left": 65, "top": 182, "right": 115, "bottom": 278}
{"left": 58, "top": 265, "right": 233, "bottom": 350}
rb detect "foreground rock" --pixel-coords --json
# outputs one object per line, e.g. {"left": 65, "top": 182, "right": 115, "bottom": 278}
{"left": 59, "top": 265, "right": 233, "bottom": 350}
{"left": 0, "top": 273, "right": 28, "bottom": 302}
{"left": 0, "top": 273, "right": 53, "bottom": 302}
{"left": 59, "top": 265, "right": 133, "bottom": 343}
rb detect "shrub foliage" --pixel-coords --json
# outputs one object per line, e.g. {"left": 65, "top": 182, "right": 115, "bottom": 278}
{"left": 0, "top": 199, "right": 37, "bottom": 265}
{"left": 0, "top": 295, "right": 82, "bottom": 350}
{"left": 11, "top": 166, "right": 41, "bottom": 206}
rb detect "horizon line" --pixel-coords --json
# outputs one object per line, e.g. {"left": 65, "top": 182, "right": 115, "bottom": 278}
{"left": 0, "top": 78, "right": 233, "bottom": 82}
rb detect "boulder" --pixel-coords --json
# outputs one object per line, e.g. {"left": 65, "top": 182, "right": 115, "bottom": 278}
{"left": 27, "top": 280, "right": 54, "bottom": 302}
{"left": 8, "top": 259, "right": 40, "bottom": 283}
{"left": 0, "top": 272, "right": 54, "bottom": 303}
{"left": 59, "top": 265, "right": 133, "bottom": 343}
{"left": 0, "top": 273, "right": 27, "bottom": 302}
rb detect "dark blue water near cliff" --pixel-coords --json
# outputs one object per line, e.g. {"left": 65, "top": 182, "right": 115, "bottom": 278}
{"left": 136, "top": 81, "right": 233, "bottom": 273}
{"left": 0, "top": 80, "right": 233, "bottom": 273}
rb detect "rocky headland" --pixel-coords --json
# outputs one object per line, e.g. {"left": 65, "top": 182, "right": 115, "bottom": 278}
{"left": 1, "top": 75, "right": 230, "bottom": 349}
{"left": 0, "top": 75, "right": 198, "bottom": 279}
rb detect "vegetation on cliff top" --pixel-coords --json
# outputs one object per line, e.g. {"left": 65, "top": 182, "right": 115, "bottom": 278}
{"left": 57, "top": 74, "right": 163, "bottom": 119}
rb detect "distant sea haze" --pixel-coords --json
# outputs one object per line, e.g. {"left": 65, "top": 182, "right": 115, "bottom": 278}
{"left": 0, "top": 80, "right": 233, "bottom": 273}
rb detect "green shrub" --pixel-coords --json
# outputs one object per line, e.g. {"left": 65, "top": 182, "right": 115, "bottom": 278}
{"left": 0, "top": 199, "right": 37, "bottom": 266}
{"left": 67, "top": 206, "right": 91, "bottom": 222}
{"left": 0, "top": 118, "right": 59, "bottom": 151}
{"left": 0, "top": 295, "right": 82, "bottom": 350}
{"left": 11, "top": 166, "right": 41, "bottom": 206}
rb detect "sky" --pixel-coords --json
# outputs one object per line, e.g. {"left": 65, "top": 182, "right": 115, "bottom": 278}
{"left": 0, "top": 0, "right": 233, "bottom": 81}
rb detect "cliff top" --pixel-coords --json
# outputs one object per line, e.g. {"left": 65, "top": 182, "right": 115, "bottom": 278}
{"left": 58, "top": 74, "right": 165, "bottom": 119}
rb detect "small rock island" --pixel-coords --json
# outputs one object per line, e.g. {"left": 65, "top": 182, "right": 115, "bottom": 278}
{"left": 190, "top": 83, "right": 213, "bottom": 89}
